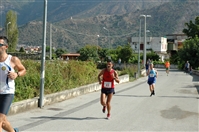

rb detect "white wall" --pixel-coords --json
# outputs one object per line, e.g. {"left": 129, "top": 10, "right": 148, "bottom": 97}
{"left": 131, "top": 37, "right": 168, "bottom": 53}
{"left": 151, "top": 37, "right": 167, "bottom": 53}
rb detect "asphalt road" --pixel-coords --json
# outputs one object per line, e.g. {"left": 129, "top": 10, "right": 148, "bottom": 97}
{"left": 7, "top": 68, "right": 199, "bottom": 132}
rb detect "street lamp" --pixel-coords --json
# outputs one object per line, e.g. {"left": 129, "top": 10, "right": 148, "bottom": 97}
{"left": 97, "top": 35, "right": 100, "bottom": 54}
{"left": 146, "top": 30, "right": 150, "bottom": 36}
{"left": 140, "top": 15, "right": 151, "bottom": 67}
{"left": 138, "top": 18, "right": 142, "bottom": 78}
{"left": 146, "top": 30, "right": 152, "bottom": 38}
{"left": 103, "top": 27, "right": 110, "bottom": 49}
{"left": 97, "top": 35, "right": 100, "bottom": 49}
{"left": 50, "top": 23, "right": 52, "bottom": 60}
{"left": 7, "top": 22, "right": 11, "bottom": 39}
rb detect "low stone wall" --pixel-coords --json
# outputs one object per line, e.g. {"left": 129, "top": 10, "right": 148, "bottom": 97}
{"left": 154, "top": 64, "right": 178, "bottom": 69}
{"left": 8, "top": 74, "right": 129, "bottom": 115}
{"left": 140, "top": 69, "right": 146, "bottom": 76}
{"left": 192, "top": 70, "right": 199, "bottom": 76}
{"left": 140, "top": 64, "right": 178, "bottom": 77}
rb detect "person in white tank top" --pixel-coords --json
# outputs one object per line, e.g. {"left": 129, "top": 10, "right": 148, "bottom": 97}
{"left": 0, "top": 55, "right": 16, "bottom": 94}
{"left": 0, "top": 36, "right": 26, "bottom": 132}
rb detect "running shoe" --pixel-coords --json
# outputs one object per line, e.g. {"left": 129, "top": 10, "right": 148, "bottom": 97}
{"left": 153, "top": 90, "right": 155, "bottom": 95}
{"left": 14, "top": 128, "right": 19, "bottom": 132}
{"left": 102, "top": 106, "right": 106, "bottom": 113}
{"left": 150, "top": 92, "right": 153, "bottom": 97}
{"left": 107, "top": 114, "right": 110, "bottom": 119}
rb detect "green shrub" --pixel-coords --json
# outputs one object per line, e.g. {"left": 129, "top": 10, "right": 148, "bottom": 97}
{"left": 120, "top": 64, "right": 137, "bottom": 78}
{"left": 14, "top": 60, "right": 137, "bottom": 102}
{"left": 153, "top": 61, "right": 164, "bottom": 65}
{"left": 14, "top": 60, "right": 98, "bottom": 102}
{"left": 97, "top": 62, "right": 107, "bottom": 69}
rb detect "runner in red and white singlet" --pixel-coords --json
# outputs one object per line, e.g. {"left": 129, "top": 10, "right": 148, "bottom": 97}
{"left": 98, "top": 59, "right": 120, "bottom": 119}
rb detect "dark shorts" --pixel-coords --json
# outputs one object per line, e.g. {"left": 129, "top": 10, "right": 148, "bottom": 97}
{"left": 147, "top": 80, "right": 156, "bottom": 85}
{"left": 166, "top": 68, "right": 169, "bottom": 70}
{"left": 101, "top": 88, "right": 115, "bottom": 95}
{"left": 0, "top": 94, "right": 14, "bottom": 115}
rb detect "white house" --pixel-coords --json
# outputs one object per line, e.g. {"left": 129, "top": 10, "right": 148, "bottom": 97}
{"left": 131, "top": 37, "right": 168, "bottom": 61}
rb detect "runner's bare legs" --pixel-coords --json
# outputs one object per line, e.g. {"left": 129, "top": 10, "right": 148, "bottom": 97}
{"left": 0, "top": 113, "right": 15, "bottom": 132}
{"left": 106, "top": 93, "right": 113, "bottom": 116}
{"left": 100, "top": 93, "right": 106, "bottom": 107}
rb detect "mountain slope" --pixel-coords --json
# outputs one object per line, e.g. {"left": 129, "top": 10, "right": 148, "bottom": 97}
{"left": 0, "top": 0, "right": 198, "bottom": 52}
{"left": 1, "top": 0, "right": 167, "bottom": 26}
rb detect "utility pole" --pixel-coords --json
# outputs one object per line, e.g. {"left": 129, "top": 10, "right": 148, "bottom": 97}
{"left": 50, "top": 23, "right": 52, "bottom": 60}
{"left": 39, "top": 0, "right": 47, "bottom": 108}
{"left": 138, "top": 19, "right": 141, "bottom": 77}
{"left": 140, "top": 15, "right": 151, "bottom": 67}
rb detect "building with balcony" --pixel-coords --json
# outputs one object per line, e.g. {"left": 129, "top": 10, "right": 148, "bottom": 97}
{"left": 166, "top": 34, "right": 187, "bottom": 50}
{"left": 166, "top": 34, "right": 187, "bottom": 56}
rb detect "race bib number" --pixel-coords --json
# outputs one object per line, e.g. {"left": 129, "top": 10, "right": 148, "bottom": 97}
{"left": 104, "top": 82, "right": 112, "bottom": 88}
{"left": 149, "top": 74, "right": 154, "bottom": 77}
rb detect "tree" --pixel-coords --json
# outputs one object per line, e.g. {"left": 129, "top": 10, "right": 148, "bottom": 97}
{"left": 118, "top": 43, "right": 133, "bottom": 63}
{"left": 98, "top": 48, "right": 108, "bottom": 62}
{"left": 183, "top": 16, "right": 199, "bottom": 39}
{"left": 146, "top": 52, "right": 160, "bottom": 62}
{"left": 77, "top": 45, "right": 98, "bottom": 61}
{"left": 55, "top": 48, "right": 67, "bottom": 58}
{"left": 5, "top": 10, "right": 18, "bottom": 52}
{"left": 19, "top": 47, "right": 25, "bottom": 52}
{"left": 178, "top": 36, "right": 199, "bottom": 69}
{"left": 108, "top": 48, "right": 119, "bottom": 62}
{"left": 46, "top": 46, "right": 50, "bottom": 52}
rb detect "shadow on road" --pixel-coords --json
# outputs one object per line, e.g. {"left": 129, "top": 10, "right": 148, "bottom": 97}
{"left": 180, "top": 84, "right": 199, "bottom": 94}
{"left": 158, "top": 95, "right": 198, "bottom": 99}
{"left": 115, "top": 94, "right": 198, "bottom": 99}
{"left": 114, "top": 94, "right": 150, "bottom": 98}
{"left": 19, "top": 116, "right": 105, "bottom": 131}
{"left": 194, "top": 84, "right": 199, "bottom": 94}
{"left": 31, "top": 116, "right": 105, "bottom": 120}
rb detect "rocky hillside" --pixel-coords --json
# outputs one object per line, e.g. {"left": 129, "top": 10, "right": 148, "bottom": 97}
{"left": 0, "top": 0, "right": 198, "bottom": 52}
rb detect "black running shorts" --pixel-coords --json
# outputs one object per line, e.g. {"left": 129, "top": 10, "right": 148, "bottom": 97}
{"left": 101, "top": 88, "right": 115, "bottom": 95}
{"left": 0, "top": 94, "right": 14, "bottom": 115}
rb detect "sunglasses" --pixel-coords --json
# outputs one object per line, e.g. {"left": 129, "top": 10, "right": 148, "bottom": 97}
{"left": 0, "top": 43, "right": 7, "bottom": 47}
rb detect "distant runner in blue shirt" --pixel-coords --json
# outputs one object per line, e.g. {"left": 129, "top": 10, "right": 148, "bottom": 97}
{"left": 147, "top": 63, "right": 158, "bottom": 97}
